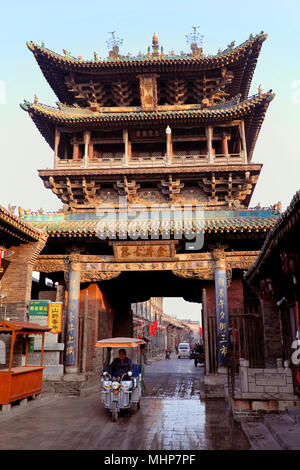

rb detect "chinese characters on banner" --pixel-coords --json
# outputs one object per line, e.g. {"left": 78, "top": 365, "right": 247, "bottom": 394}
{"left": 47, "top": 302, "right": 63, "bottom": 334}
{"left": 65, "top": 271, "right": 80, "bottom": 366}
{"left": 215, "top": 270, "right": 230, "bottom": 366}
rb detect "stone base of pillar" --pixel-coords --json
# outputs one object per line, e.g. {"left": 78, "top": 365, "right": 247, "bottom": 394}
{"left": 64, "top": 365, "right": 78, "bottom": 375}
{"left": 204, "top": 373, "right": 227, "bottom": 398}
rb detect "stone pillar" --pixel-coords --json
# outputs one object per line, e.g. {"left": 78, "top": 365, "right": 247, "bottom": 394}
{"left": 213, "top": 250, "right": 230, "bottom": 372}
{"left": 260, "top": 298, "right": 283, "bottom": 367}
{"left": 202, "top": 288, "right": 210, "bottom": 375}
{"left": 64, "top": 258, "right": 81, "bottom": 374}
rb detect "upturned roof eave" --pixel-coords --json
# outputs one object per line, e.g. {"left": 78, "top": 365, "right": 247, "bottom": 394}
{"left": 26, "top": 33, "right": 267, "bottom": 71}
{"left": 21, "top": 91, "right": 274, "bottom": 124}
{"left": 20, "top": 91, "right": 275, "bottom": 157}
{"left": 245, "top": 191, "right": 300, "bottom": 285}
{"left": 0, "top": 205, "right": 47, "bottom": 242}
{"left": 26, "top": 33, "right": 268, "bottom": 104}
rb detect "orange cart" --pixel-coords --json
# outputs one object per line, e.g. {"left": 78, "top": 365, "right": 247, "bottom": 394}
{"left": 0, "top": 320, "right": 50, "bottom": 405}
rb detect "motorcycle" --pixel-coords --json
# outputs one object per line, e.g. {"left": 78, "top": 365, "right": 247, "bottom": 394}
{"left": 190, "top": 351, "right": 204, "bottom": 367}
{"left": 165, "top": 350, "right": 171, "bottom": 360}
{"left": 95, "top": 337, "right": 146, "bottom": 422}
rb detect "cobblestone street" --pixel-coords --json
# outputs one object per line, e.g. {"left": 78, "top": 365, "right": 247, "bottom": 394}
{"left": 0, "top": 355, "right": 249, "bottom": 450}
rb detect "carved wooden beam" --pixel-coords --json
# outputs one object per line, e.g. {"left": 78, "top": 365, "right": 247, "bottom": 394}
{"left": 114, "top": 176, "right": 140, "bottom": 201}
{"left": 111, "top": 80, "right": 134, "bottom": 106}
{"left": 165, "top": 78, "right": 188, "bottom": 105}
{"left": 158, "top": 176, "right": 184, "bottom": 200}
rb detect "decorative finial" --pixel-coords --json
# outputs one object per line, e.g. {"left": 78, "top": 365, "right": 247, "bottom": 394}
{"left": 34, "top": 94, "right": 38, "bottom": 104}
{"left": 152, "top": 33, "right": 159, "bottom": 45}
{"left": 152, "top": 33, "right": 159, "bottom": 57}
{"left": 63, "top": 49, "right": 71, "bottom": 58}
{"left": 258, "top": 84, "right": 263, "bottom": 95}
{"left": 227, "top": 41, "right": 236, "bottom": 51}
{"left": 106, "top": 31, "right": 123, "bottom": 59}
{"left": 94, "top": 51, "right": 99, "bottom": 62}
{"left": 186, "top": 26, "right": 204, "bottom": 56}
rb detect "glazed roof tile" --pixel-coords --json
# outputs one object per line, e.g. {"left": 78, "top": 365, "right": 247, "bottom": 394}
{"left": 22, "top": 92, "right": 274, "bottom": 123}
{"left": 26, "top": 32, "right": 267, "bottom": 104}
{"left": 26, "top": 32, "right": 267, "bottom": 68}
{"left": 0, "top": 205, "right": 46, "bottom": 242}
{"left": 21, "top": 91, "right": 274, "bottom": 163}
{"left": 245, "top": 191, "right": 300, "bottom": 283}
{"left": 23, "top": 209, "right": 280, "bottom": 238}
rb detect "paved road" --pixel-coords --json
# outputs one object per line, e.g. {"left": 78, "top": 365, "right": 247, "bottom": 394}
{"left": 0, "top": 355, "right": 249, "bottom": 450}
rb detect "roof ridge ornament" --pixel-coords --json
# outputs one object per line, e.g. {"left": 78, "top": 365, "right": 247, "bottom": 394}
{"left": 106, "top": 31, "right": 123, "bottom": 59}
{"left": 152, "top": 33, "right": 159, "bottom": 57}
{"left": 186, "top": 26, "right": 204, "bottom": 57}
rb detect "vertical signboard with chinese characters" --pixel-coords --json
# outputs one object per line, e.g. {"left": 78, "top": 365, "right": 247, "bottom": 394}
{"left": 48, "top": 302, "right": 63, "bottom": 334}
{"left": 215, "top": 270, "right": 230, "bottom": 366}
{"left": 65, "top": 271, "right": 80, "bottom": 367}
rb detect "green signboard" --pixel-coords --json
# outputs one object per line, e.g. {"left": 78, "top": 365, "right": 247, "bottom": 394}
{"left": 28, "top": 300, "right": 49, "bottom": 316}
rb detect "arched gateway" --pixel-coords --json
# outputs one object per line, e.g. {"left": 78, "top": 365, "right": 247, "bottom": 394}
{"left": 19, "top": 31, "right": 279, "bottom": 393}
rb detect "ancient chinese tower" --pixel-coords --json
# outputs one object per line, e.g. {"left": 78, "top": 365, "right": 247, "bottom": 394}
{"left": 20, "top": 31, "right": 279, "bottom": 383}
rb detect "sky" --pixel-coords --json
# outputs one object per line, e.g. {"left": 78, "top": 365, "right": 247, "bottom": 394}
{"left": 0, "top": 0, "right": 299, "bottom": 320}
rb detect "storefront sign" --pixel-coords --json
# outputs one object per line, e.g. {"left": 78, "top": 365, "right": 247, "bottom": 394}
{"left": 28, "top": 300, "right": 49, "bottom": 316}
{"left": 48, "top": 302, "right": 63, "bottom": 334}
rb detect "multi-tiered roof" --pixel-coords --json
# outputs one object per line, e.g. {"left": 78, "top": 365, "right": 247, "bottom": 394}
{"left": 20, "top": 31, "right": 279, "bottom": 245}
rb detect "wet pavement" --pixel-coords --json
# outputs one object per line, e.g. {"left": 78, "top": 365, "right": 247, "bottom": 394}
{"left": 0, "top": 355, "right": 250, "bottom": 450}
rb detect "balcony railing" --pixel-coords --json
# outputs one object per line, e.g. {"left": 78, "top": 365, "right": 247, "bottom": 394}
{"left": 54, "top": 152, "right": 245, "bottom": 170}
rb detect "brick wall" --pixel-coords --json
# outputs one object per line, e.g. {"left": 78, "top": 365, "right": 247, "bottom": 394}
{"left": 205, "top": 277, "right": 244, "bottom": 311}
{"left": 1, "top": 236, "right": 47, "bottom": 321}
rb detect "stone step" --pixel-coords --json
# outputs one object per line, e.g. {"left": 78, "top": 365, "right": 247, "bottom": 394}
{"left": 240, "top": 421, "right": 282, "bottom": 450}
{"left": 264, "top": 414, "right": 300, "bottom": 450}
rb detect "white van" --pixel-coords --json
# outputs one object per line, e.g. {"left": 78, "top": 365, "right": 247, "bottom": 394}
{"left": 177, "top": 342, "right": 190, "bottom": 359}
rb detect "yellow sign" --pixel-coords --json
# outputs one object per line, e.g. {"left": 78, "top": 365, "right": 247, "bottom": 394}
{"left": 47, "top": 302, "right": 63, "bottom": 334}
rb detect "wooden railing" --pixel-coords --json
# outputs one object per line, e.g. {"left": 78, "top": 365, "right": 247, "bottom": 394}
{"left": 55, "top": 152, "right": 245, "bottom": 169}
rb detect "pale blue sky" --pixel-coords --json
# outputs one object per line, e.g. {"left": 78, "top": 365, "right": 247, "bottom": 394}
{"left": 0, "top": 0, "right": 299, "bottom": 319}
{"left": 0, "top": 0, "right": 299, "bottom": 212}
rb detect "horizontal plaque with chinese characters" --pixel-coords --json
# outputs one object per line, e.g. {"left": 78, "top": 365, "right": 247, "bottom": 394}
{"left": 111, "top": 241, "right": 177, "bottom": 261}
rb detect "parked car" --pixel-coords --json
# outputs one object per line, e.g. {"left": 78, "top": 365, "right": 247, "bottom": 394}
{"left": 177, "top": 342, "right": 190, "bottom": 359}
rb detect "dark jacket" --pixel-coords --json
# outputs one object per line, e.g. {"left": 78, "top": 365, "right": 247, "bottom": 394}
{"left": 107, "top": 357, "right": 133, "bottom": 378}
